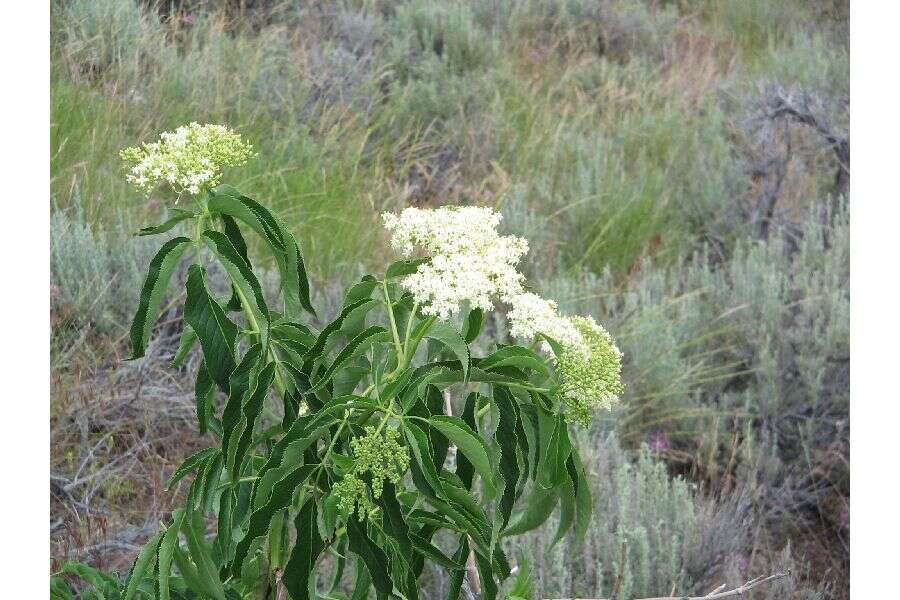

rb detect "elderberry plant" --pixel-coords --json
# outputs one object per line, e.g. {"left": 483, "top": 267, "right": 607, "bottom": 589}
{"left": 51, "top": 125, "right": 624, "bottom": 600}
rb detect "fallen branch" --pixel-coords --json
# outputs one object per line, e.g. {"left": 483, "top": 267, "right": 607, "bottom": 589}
{"left": 545, "top": 571, "right": 788, "bottom": 600}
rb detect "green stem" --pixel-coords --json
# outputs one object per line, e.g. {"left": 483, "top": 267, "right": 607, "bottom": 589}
{"left": 402, "top": 301, "right": 419, "bottom": 359}
{"left": 382, "top": 280, "right": 405, "bottom": 364}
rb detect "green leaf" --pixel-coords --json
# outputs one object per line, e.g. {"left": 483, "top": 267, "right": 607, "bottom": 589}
{"left": 166, "top": 447, "right": 219, "bottom": 491}
{"left": 207, "top": 185, "right": 315, "bottom": 318}
{"left": 220, "top": 214, "right": 250, "bottom": 312}
{"left": 385, "top": 257, "right": 430, "bottom": 279}
{"left": 474, "top": 549, "right": 499, "bottom": 600}
{"left": 479, "top": 346, "right": 550, "bottom": 378}
{"left": 507, "top": 555, "right": 533, "bottom": 600}
{"left": 183, "top": 510, "right": 226, "bottom": 600}
{"left": 122, "top": 531, "right": 162, "bottom": 600}
{"left": 570, "top": 451, "right": 592, "bottom": 547}
{"left": 170, "top": 324, "right": 197, "bottom": 369}
{"left": 408, "top": 531, "right": 463, "bottom": 571}
{"left": 492, "top": 387, "right": 520, "bottom": 528}
{"left": 429, "top": 415, "right": 496, "bottom": 500}
{"left": 50, "top": 575, "right": 74, "bottom": 600}
{"left": 226, "top": 362, "right": 277, "bottom": 480}
{"left": 551, "top": 473, "right": 575, "bottom": 548}
{"left": 351, "top": 557, "right": 372, "bottom": 600}
{"left": 309, "top": 325, "right": 390, "bottom": 392}
{"left": 537, "top": 413, "right": 571, "bottom": 490}
{"left": 445, "top": 536, "right": 468, "bottom": 600}
{"left": 231, "top": 464, "right": 317, "bottom": 576}
{"left": 402, "top": 422, "right": 444, "bottom": 497}
{"left": 129, "top": 236, "right": 192, "bottom": 359}
{"left": 194, "top": 363, "right": 214, "bottom": 434}
{"left": 183, "top": 265, "right": 239, "bottom": 390}
{"left": 283, "top": 500, "right": 325, "bottom": 600}
{"left": 502, "top": 486, "right": 558, "bottom": 537}
{"left": 157, "top": 509, "right": 187, "bottom": 600}
{"left": 137, "top": 208, "right": 197, "bottom": 236}
{"left": 462, "top": 307, "right": 484, "bottom": 343}
{"left": 202, "top": 230, "right": 270, "bottom": 347}
{"left": 54, "top": 563, "right": 119, "bottom": 596}
{"left": 343, "top": 275, "right": 378, "bottom": 306}
{"left": 347, "top": 516, "right": 393, "bottom": 600}
{"left": 422, "top": 321, "right": 470, "bottom": 381}
{"left": 255, "top": 396, "right": 368, "bottom": 482}
{"left": 221, "top": 344, "right": 263, "bottom": 460}
{"left": 302, "top": 298, "right": 378, "bottom": 367}
{"left": 456, "top": 393, "right": 478, "bottom": 489}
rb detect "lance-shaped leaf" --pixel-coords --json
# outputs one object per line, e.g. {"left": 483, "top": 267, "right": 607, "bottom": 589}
{"left": 166, "top": 447, "right": 219, "bottom": 491}
{"left": 170, "top": 324, "right": 197, "bottom": 369}
{"left": 221, "top": 344, "right": 263, "bottom": 459}
{"left": 203, "top": 229, "right": 270, "bottom": 347}
{"left": 231, "top": 464, "right": 318, "bottom": 577}
{"left": 403, "top": 422, "right": 444, "bottom": 497}
{"left": 343, "top": 274, "right": 378, "bottom": 306}
{"left": 194, "top": 363, "right": 214, "bottom": 435}
{"left": 183, "top": 265, "right": 239, "bottom": 390}
{"left": 479, "top": 346, "right": 550, "bottom": 378}
{"left": 385, "top": 257, "right": 430, "bottom": 279}
{"left": 462, "top": 307, "right": 484, "bottom": 343}
{"left": 347, "top": 516, "right": 393, "bottom": 600}
{"left": 122, "top": 531, "right": 163, "bottom": 600}
{"left": 226, "top": 362, "right": 277, "bottom": 480}
{"left": 137, "top": 208, "right": 197, "bottom": 236}
{"left": 429, "top": 415, "right": 496, "bottom": 500}
{"left": 537, "top": 413, "right": 572, "bottom": 490}
{"left": 492, "top": 387, "right": 521, "bottom": 528}
{"left": 570, "top": 451, "right": 592, "bottom": 547}
{"left": 157, "top": 509, "right": 187, "bottom": 600}
{"left": 302, "top": 298, "right": 378, "bottom": 367}
{"left": 220, "top": 214, "right": 250, "bottom": 311}
{"left": 309, "top": 325, "right": 390, "bottom": 392}
{"left": 445, "top": 536, "right": 469, "bottom": 600}
{"left": 129, "top": 236, "right": 192, "bottom": 359}
{"left": 207, "top": 185, "right": 315, "bottom": 318}
{"left": 283, "top": 500, "right": 325, "bottom": 600}
{"left": 474, "top": 549, "right": 499, "bottom": 600}
{"left": 502, "top": 486, "right": 558, "bottom": 537}
{"left": 456, "top": 393, "right": 478, "bottom": 490}
{"left": 183, "top": 510, "right": 226, "bottom": 600}
{"left": 422, "top": 321, "right": 470, "bottom": 381}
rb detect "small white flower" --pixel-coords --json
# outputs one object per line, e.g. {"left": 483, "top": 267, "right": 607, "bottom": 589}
{"left": 506, "top": 292, "right": 586, "bottom": 354}
{"left": 382, "top": 206, "right": 528, "bottom": 319}
{"left": 121, "top": 123, "right": 255, "bottom": 197}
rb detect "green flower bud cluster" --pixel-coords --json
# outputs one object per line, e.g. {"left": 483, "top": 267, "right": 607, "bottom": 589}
{"left": 120, "top": 123, "right": 255, "bottom": 196}
{"left": 557, "top": 316, "right": 625, "bottom": 426}
{"left": 333, "top": 426, "right": 410, "bottom": 519}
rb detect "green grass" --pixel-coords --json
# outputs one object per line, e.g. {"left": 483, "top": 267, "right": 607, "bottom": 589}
{"left": 51, "top": 0, "right": 845, "bottom": 285}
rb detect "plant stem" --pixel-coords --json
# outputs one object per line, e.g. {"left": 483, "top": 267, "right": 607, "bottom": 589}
{"left": 232, "top": 268, "right": 288, "bottom": 398}
{"left": 382, "top": 280, "right": 405, "bottom": 363}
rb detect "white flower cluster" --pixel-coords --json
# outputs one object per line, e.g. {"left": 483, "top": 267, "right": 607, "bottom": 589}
{"left": 121, "top": 123, "right": 255, "bottom": 196}
{"left": 506, "top": 292, "right": 585, "bottom": 354}
{"left": 381, "top": 203, "right": 625, "bottom": 424}
{"left": 382, "top": 206, "right": 527, "bottom": 320}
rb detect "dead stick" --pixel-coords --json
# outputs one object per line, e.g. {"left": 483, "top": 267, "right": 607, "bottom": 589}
{"left": 545, "top": 571, "right": 788, "bottom": 600}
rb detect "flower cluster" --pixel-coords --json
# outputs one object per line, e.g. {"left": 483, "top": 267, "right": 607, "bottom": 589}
{"left": 120, "top": 123, "right": 255, "bottom": 196}
{"left": 506, "top": 295, "right": 624, "bottom": 424}
{"left": 382, "top": 206, "right": 527, "bottom": 320}
{"left": 506, "top": 292, "right": 585, "bottom": 354}
{"left": 555, "top": 316, "right": 625, "bottom": 426}
{"left": 333, "top": 426, "right": 410, "bottom": 519}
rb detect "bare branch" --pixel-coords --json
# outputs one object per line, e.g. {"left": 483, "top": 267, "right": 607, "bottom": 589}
{"left": 544, "top": 571, "right": 788, "bottom": 600}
